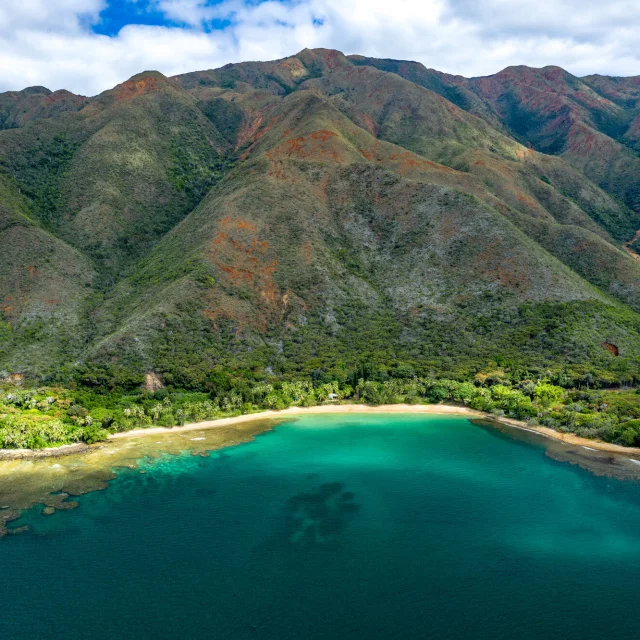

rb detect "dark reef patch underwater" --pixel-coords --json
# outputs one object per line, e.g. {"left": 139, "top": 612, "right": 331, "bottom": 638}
{"left": 3, "top": 414, "right": 640, "bottom": 639}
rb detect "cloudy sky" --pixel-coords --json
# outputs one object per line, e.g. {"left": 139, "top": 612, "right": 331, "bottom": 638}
{"left": 1, "top": 0, "right": 639, "bottom": 95}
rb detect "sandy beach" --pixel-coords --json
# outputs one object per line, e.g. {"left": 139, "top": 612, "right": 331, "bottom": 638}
{"left": 492, "top": 415, "right": 640, "bottom": 456}
{"left": 109, "top": 402, "right": 483, "bottom": 439}
{"left": 110, "top": 403, "right": 640, "bottom": 457}
{"left": 4, "top": 403, "right": 640, "bottom": 459}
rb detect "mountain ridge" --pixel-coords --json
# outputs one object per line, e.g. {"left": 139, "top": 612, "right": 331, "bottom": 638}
{"left": 0, "top": 48, "right": 639, "bottom": 387}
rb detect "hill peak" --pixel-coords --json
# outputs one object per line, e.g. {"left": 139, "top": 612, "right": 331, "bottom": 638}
{"left": 19, "top": 86, "right": 52, "bottom": 96}
{"left": 102, "top": 70, "right": 179, "bottom": 103}
{"left": 127, "top": 70, "right": 168, "bottom": 83}
{"left": 478, "top": 64, "right": 576, "bottom": 81}
{"left": 295, "top": 48, "right": 351, "bottom": 71}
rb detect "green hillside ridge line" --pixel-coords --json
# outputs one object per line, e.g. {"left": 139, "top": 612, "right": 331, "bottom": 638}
{"left": 0, "top": 48, "right": 638, "bottom": 437}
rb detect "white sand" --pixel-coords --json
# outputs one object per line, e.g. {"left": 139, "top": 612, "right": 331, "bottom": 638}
{"left": 109, "top": 403, "right": 484, "bottom": 440}
{"left": 6, "top": 403, "right": 640, "bottom": 458}
{"left": 110, "top": 403, "right": 640, "bottom": 456}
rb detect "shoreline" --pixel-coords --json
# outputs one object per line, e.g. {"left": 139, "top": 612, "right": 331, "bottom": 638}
{"left": 109, "top": 403, "right": 484, "bottom": 438}
{"left": 490, "top": 415, "right": 640, "bottom": 456}
{"left": 3, "top": 403, "right": 640, "bottom": 459}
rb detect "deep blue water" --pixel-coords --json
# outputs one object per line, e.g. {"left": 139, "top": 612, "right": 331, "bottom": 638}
{"left": 3, "top": 414, "right": 640, "bottom": 639}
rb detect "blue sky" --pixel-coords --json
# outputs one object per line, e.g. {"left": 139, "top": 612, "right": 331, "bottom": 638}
{"left": 91, "top": 0, "right": 233, "bottom": 35}
{"left": 0, "top": 1, "right": 638, "bottom": 95}
{"left": 92, "top": 0, "right": 183, "bottom": 35}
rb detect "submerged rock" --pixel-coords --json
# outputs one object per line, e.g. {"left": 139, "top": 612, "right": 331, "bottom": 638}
{"left": 285, "top": 481, "right": 359, "bottom": 547}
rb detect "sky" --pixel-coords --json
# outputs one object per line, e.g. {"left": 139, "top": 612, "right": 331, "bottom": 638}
{"left": 0, "top": 0, "right": 639, "bottom": 95}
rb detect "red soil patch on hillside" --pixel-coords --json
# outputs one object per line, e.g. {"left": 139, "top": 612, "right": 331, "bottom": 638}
{"left": 300, "top": 241, "right": 314, "bottom": 264}
{"left": 26, "top": 265, "right": 40, "bottom": 279}
{"left": 236, "top": 112, "right": 268, "bottom": 155}
{"left": 565, "top": 123, "right": 615, "bottom": 157}
{"left": 268, "top": 130, "right": 341, "bottom": 162}
{"left": 0, "top": 296, "right": 15, "bottom": 316}
{"left": 386, "top": 151, "right": 456, "bottom": 177}
{"left": 3, "top": 89, "right": 86, "bottom": 125}
{"left": 359, "top": 139, "right": 381, "bottom": 163}
{"left": 44, "top": 91, "right": 84, "bottom": 107}
{"left": 0, "top": 293, "right": 28, "bottom": 321}
{"left": 514, "top": 146, "right": 534, "bottom": 160}
{"left": 359, "top": 113, "right": 378, "bottom": 136}
{"left": 320, "top": 50, "right": 344, "bottom": 70}
{"left": 264, "top": 130, "right": 348, "bottom": 180}
{"left": 211, "top": 231, "right": 274, "bottom": 285}
{"left": 112, "top": 76, "right": 165, "bottom": 102}
{"left": 516, "top": 190, "right": 538, "bottom": 207}
{"left": 205, "top": 217, "right": 293, "bottom": 332}
{"left": 276, "top": 58, "right": 309, "bottom": 80}
{"left": 602, "top": 342, "right": 619, "bottom": 356}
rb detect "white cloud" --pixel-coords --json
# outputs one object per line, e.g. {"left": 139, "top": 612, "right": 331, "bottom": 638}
{"left": 0, "top": 0, "right": 639, "bottom": 95}
{"left": 0, "top": 0, "right": 105, "bottom": 31}
{"left": 155, "top": 0, "right": 214, "bottom": 25}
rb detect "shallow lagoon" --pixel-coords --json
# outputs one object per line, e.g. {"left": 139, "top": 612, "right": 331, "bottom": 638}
{"left": 2, "top": 414, "right": 640, "bottom": 639}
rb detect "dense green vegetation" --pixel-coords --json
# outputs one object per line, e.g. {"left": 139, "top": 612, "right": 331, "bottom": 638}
{"left": 1, "top": 49, "right": 640, "bottom": 450}
{"left": 2, "top": 373, "right": 640, "bottom": 449}
{"left": 3, "top": 132, "right": 78, "bottom": 229}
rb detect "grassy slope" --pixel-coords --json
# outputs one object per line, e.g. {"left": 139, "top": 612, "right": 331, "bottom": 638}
{"left": 0, "top": 49, "right": 639, "bottom": 382}
{"left": 0, "top": 86, "right": 87, "bottom": 130}
{"left": 0, "top": 173, "right": 95, "bottom": 372}
{"left": 351, "top": 56, "right": 640, "bottom": 241}
{"left": 89, "top": 88, "right": 640, "bottom": 380}
{"left": 0, "top": 72, "right": 237, "bottom": 375}
{"left": 308, "top": 55, "right": 640, "bottom": 311}
{"left": 178, "top": 50, "right": 640, "bottom": 314}
{"left": 0, "top": 72, "right": 233, "bottom": 282}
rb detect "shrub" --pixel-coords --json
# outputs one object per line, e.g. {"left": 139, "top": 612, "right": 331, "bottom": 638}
{"left": 533, "top": 383, "right": 565, "bottom": 408}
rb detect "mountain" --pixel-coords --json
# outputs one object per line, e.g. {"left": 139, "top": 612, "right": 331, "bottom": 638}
{"left": 0, "top": 49, "right": 639, "bottom": 387}
{"left": 351, "top": 57, "right": 640, "bottom": 238}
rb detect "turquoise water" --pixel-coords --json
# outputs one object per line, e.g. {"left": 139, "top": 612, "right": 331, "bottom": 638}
{"left": 3, "top": 414, "right": 640, "bottom": 639}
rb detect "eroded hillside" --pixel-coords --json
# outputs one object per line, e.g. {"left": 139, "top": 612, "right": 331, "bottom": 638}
{"left": 1, "top": 49, "right": 639, "bottom": 383}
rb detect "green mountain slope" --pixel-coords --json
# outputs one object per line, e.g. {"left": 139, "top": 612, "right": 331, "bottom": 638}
{"left": 353, "top": 56, "right": 640, "bottom": 240}
{"left": 0, "top": 72, "right": 233, "bottom": 282}
{"left": 1, "top": 49, "right": 639, "bottom": 385}
{"left": 0, "top": 86, "right": 87, "bottom": 130}
{"left": 0, "top": 174, "right": 95, "bottom": 373}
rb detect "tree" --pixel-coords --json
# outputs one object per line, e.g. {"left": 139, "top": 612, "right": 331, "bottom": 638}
{"left": 533, "top": 383, "right": 564, "bottom": 408}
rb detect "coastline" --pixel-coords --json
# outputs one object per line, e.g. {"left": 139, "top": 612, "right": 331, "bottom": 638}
{"left": 111, "top": 404, "right": 640, "bottom": 456}
{"left": 3, "top": 403, "right": 640, "bottom": 459}
{"left": 0, "top": 442, "right": 90, "bottom": 460}
{"left": 490, "top": 415, "right": 640, "bottom": 456}
{"left": 109, "top": 403, "right": 484, "bottom": 438}
{"left": 3, "top": 403, "right": 640, "bottom": 535}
